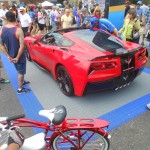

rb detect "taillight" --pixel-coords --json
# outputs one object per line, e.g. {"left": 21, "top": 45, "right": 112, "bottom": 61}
{"left": 138, "top": 49, "right": 147, "bottom": 60}
{"left": 90, "top": 62, "right": 117, "bottom": 71}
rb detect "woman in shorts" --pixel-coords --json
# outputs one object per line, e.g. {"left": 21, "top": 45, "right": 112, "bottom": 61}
{"left": 37, "top": 7, "right": 46, "bottom": 35}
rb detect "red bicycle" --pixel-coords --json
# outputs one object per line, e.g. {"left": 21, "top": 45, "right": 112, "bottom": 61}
{"left": 0, "top": 105, "right": 111, "bottom": 150}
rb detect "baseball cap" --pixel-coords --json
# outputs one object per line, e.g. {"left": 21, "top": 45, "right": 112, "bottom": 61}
{"left": 137, "top": 1, "right": 142, "bottom": 5}
{"left": 90, "top": 17, "right": 99, "bottom": 30}
{"left": 125, "top": 1, "right": 130, "bottom": 5}
{"left": 19, "top": 6, "right": 25, "bottom": 11}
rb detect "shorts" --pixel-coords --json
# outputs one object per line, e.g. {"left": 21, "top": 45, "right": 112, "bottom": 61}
{"left": 22, "top": 27, "right": 28, "bottom": 37}
{"left": 54, "top": 21, "right": 60, "bottom": 26}
{"left": 14, "top": 62, "right": 26, "bottom": 75}
{"left": 143, "top": 24, "right": 150, "bottom": 35}
{"left": 38, "top": 23, "right": 45, "bottom": 30}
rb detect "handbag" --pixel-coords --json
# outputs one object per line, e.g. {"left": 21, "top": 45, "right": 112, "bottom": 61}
{"left": 132, "top": 19, "right": 140, "bottom": 39}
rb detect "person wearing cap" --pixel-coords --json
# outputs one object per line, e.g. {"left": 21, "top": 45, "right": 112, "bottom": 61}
{"left": 19, "top": 6, "right": 32, "bottom": 37}
{"left": 124, "top": 1, "right": 130, "bottom": 18}
{"left": 136, "top": 1, "right": 142, "bottom": 21}
{"left": 90, "top": 17, "right": 118, "bottom": 37}
{"left": 0, "top": 3, "right": 8, "bottom": 26}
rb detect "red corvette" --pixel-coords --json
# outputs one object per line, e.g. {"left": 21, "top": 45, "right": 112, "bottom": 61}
{"left": 24, "top": 28, "right": 148, "bottom": 96}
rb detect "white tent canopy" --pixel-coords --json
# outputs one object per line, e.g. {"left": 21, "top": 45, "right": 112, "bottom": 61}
{"left": 42, "top": 1, "right": 54, "bottom": 7}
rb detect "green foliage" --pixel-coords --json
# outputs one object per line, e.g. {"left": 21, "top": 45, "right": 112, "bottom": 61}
{"left": 130, "top": 0, "right": 150, "bottom": 4}
{"left": 57, "top": 0, "right": 64, "bottom": 5}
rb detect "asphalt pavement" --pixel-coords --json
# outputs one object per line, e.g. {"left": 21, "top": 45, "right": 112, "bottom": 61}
{"left": 0, "top": 46, "right": 150, "bottom": 150}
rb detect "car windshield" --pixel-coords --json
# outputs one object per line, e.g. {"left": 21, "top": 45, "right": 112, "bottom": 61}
{"left": 41, "top": 33, "right": 74, "bottom": 47}
{"left": 73, "top": 29, "right": 125, "bottom": 54}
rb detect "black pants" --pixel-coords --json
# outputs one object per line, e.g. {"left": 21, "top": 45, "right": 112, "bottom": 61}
{"left": 126, "top": 37, "right": 140, "bottom": 44}
{"left": 22, "top": 27, "right": 28, "bottom": 37}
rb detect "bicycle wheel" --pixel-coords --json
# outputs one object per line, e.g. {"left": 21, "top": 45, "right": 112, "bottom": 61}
{"left": 51, "top": 129, "right": 110, "bottom": 150}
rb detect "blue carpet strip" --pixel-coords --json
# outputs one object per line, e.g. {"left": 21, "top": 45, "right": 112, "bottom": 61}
{"left": 143, "top": 68, "right": 150, "bottom": 74}
{"left": 1, "top": 54, "right": 47, "bottom": 134}
{"left": 1, "top": 54, "right": 150, "bottom": 134}
{"left": 99, "top": 93, "right": 150, "bottom": 132}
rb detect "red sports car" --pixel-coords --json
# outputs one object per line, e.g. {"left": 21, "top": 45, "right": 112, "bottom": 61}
{"left": 24, "top": 28, "right": 149, "bottom": 96}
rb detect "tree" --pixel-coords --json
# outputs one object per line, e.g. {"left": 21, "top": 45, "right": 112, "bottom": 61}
{"left": 130, "top": 0, "right": 150, "bottom": 4}
{"left": 129, "top": 0, "right": 137, "bottom": 4}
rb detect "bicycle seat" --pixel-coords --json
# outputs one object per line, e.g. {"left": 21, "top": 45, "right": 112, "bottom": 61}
{"left": 39, "top": 105, "right": 67, "bottom": 125}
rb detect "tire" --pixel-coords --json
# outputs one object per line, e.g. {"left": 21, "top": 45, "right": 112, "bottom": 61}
{"left": 56, "top": 65, "right": 74, "bottom": 96}
{"left": 51, "top": 129, "right": 110, "bottom": 150}
{"left": 25, "top": 44, "right": 32, "bottom": 61}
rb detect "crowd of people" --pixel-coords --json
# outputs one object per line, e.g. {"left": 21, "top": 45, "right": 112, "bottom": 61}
{"left": 122, "top": 0, "right": 150, "bottom": 45}
{"left": 0, "top": 0, "right": 105, "bottom": 36}
{"left": 0, "top": 0, "right": 150, "bottom": 149}
{"left": 0, "top": 0, "right": 149, "bottom": 42}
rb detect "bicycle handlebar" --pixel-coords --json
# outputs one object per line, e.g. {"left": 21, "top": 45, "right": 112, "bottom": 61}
{"left": 6, "top": 114, "right": 25, "bottom": 122}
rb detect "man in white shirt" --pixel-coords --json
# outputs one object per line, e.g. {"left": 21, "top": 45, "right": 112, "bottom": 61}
{"left": 0, "top": 3, "right": 8, "bottom": 26}
{"left": 19, "top": 7, "right": 32, "bottom": 37}
{"left": 61, "top": 9, "right": 73, "bottom": 29}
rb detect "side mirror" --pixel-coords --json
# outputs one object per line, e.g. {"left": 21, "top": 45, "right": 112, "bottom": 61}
{"left": 32, "top": 40, "right": 37, "bottom": 44}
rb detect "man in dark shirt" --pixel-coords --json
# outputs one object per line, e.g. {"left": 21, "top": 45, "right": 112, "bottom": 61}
{"left": 0, "top": 11, "right": 30, "bottom": 94}
{"left": 124, "top": 1, "right": 130, "bottom": 18}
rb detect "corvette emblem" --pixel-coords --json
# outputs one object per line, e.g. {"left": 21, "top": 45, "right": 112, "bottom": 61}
{"left": 125, "top": 57, "right": 132, "bottom": 65}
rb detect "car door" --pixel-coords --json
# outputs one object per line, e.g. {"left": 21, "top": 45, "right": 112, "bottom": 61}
{"left": 32, "top": 33, "right": 65, "bottom": 73}
{"left": 36, "top": 33, "right": 73, "bottom": 73}
{"left": 30, "top": 38, "right": 49, "bottom": 69}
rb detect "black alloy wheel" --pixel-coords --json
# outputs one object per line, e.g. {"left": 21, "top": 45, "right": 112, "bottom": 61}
{"left": 57, "top": 65, "right": 74, "bottom": 96}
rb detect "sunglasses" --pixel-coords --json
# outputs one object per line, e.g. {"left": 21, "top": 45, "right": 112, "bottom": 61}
{"left": 96, "top": 10, "right": 100, "bottom": 12}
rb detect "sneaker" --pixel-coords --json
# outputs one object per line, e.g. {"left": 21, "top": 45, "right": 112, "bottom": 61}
{"left": 8, "top": 129, "right": 25, "bottom": 148}
{"left": 147, "top": 103, "right": 150, "bottom": 109}
{"left": 17, "top": 87, "right": 30, "bottom": 94}
{"left": 0, "top": 78, "right": 10, "bottom": 83}
{"left": 23, "top": 80, "right": 30, "bottom": 86}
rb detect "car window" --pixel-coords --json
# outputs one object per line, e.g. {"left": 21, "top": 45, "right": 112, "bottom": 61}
{"left": 40, "top": 33, "right": 74, "bottom": 47}
{"left": 92, "top": 30, "right": 124, "bottom": 52}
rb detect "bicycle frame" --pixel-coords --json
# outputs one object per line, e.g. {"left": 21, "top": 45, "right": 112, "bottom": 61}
{"left": 8, "top": 117, "right": 109, "bottom": 150}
